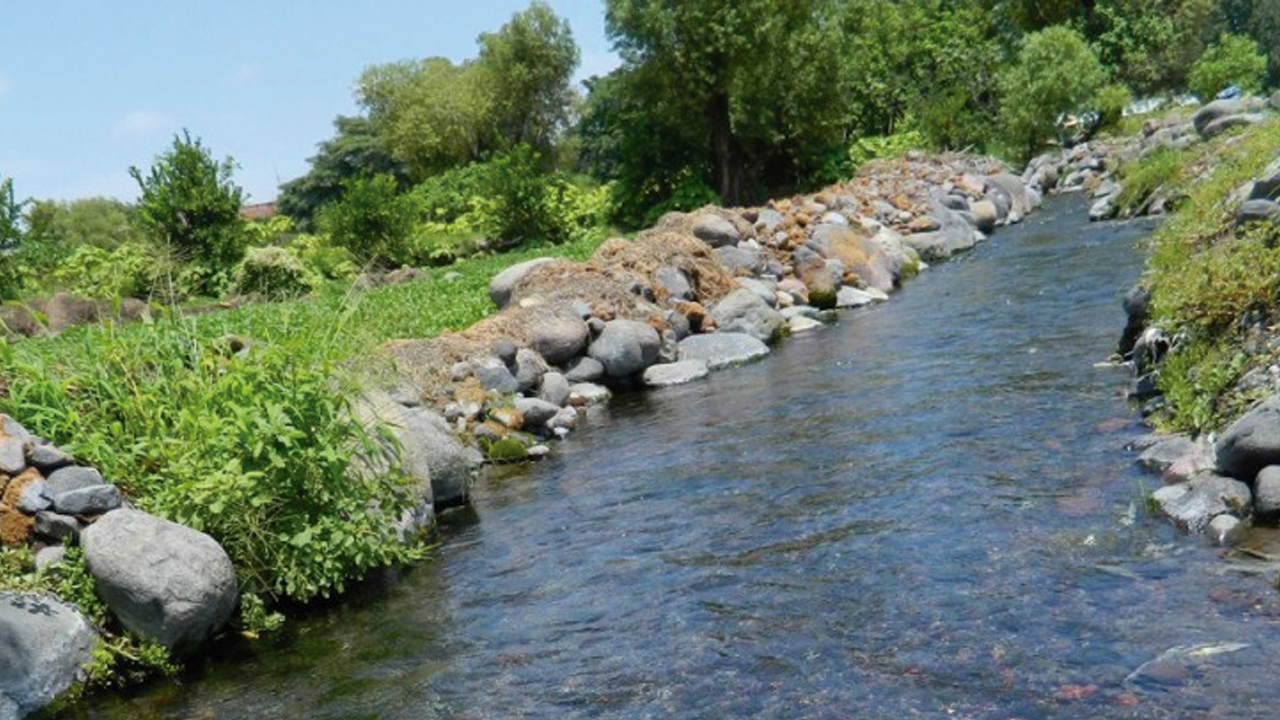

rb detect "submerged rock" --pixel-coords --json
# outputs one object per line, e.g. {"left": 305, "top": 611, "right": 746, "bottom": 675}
{"left": 677, "top": 333, "right": 770, "bottom": 370}
{"left": 1151, "top": 472, "right": 1251, "bottom": 533}
{"left": 642, "top": 360, "right": 710, "bottom": 387}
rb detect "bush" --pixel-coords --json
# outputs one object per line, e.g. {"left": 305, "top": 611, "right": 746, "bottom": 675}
{"left": 0, "top": 176, "right": 29, "bottom": 300}
{"left": 1116, "top": 146, "right": 1188, "bottom": 212}
{"left": 847, "top": 128, "right": 928, "bottom": 176}
{"left": 998, "top": 26, "right": 1105, "bottom": 159}
{"left": 290, "top": 233, "right": 360, "bottom": 281}
{"left": 473, "top": 144, "right": 566, "bottom": 245}
{"left": 1094, "top": 83, "right": 1133, "bottom": 130}
{"left": 129, "top": 130, "right": 248, "bottom": 294}
{"left": 320, "top": 174, "right": 422, "bottom": 268}
{"left": 234, "top": 246, "right": 319, "bottom": 299}
{"left": 1188, "top": 33, "right": 1269, "bottom": 101}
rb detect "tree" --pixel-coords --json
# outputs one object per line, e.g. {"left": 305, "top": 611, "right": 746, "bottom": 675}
{"left": 998, "top": 26, "right": 1105, "bottom": 159}
{"left": 277, "top": 116, "right": 409, "bottom": 230}
{"left": 319, "top": 174, "right": 421, "bottom": 268}
{"left": 1188, "top": 32, "right": 1269, "bottom": 99}
{"left": 1090, "top": 0, "right": 1219, "bottom": 94}
{"left": 0, "top": 175, "right": 28, "bottom": 299}
{"left": 130, "top": 130, "right": 247, "bottom": 293}
{"left": 476, "top": 1, "right": 579, "bottom": 156}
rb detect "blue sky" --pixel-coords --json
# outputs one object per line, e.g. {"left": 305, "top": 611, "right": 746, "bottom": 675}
{"left": 0, "top": 1, "right": 618, "bottom": 204}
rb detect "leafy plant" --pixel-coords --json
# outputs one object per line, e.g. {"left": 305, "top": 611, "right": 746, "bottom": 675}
{"left": 0, "top": 175, "right": 30, "bottom": 300}
{"left": 998, "top": 25, "right": 1106, "bottom": 160}
{"left": 1094, "top": 83, "right": 1134, "bottom": 130}
{"left": 52, "top": 243, "right": 157, "bottom": 300}
{"left": 234, "top": 246, "right": 319, "bottom": 299}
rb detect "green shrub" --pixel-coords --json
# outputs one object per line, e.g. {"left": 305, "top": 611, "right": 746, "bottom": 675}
{"left": 289, "top": 233, "right": 360, "bottom": 281}
{"left": 0, "top": 176, "right": 29, "bottom": 300}
{"left": 1188, "top": 33, "right": 1268, "bottom": 101}
{"left": 998, "top": 26, "right": 1105, "bottom": 160}
{"left": 1116, "top": 147, "right": 1189, "bottom": 212}
{"left": 52, "top": 242, "right": 158, "bottom": 300}
{"left": 847, "top": 128, "right": 928, "bottom": 176}
{"left": 638, "top": 174, "right": 722, "bottom": 228}
{"left": 321, "top": 174, "right": 422, "bottom": 268}
{"left": 1094, "top": 83, "right": 1133, "bottom": 130}
{"left": 234, "top": 246, "right": 319, "bottom": 299}
{"left": 473, "top": 144, "right": 565, "bottom": 245}
{"left": 129, "top": 130, "right": 248, "bottom": 294}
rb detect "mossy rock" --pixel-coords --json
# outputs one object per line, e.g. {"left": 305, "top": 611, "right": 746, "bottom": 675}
{"left": 809, "top": 287, "right": 838, "bottom": 310}
{"left": 485, "top": 438, "right": 530, "bottom": 464}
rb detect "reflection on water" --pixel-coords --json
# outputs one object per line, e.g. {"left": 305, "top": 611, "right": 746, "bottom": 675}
{"left": 59, "top": 198, "right": 1280, "bottom": 720}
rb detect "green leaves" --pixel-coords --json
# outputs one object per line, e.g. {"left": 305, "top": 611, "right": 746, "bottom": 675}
{"left": 1188, "top": 32, "right": 1269, "bottom": 100}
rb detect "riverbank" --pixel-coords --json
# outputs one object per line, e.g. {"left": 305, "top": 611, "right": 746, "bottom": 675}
{"left": 1, "top": 150, "right": 1050, "bottom": 718}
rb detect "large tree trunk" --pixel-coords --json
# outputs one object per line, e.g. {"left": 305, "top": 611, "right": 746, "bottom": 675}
{"left": 709, "top": 92, "right": 749, "bottom": 206}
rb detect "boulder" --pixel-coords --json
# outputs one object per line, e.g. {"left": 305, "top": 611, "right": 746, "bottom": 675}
{"left": 82, "top": 509, "right": 238, "bottom": 654}
{"left": 488, "top": 258, "right": 556, "bottom": 309}
{"left": 1208, "top": 514, "right": 1249, "bottom": 546}
{"left": 1216, "top": 396, "right": 1280, "bottom": 481}
{"left": 513, "top": 397, "right": 561, "bottom": 433}
{"left": 1254, "top": 465, "right": 1280, "bottom": 517}
{"left": 654, "top": 266, "right": 693, "bottom": 301}
{"left": 44, "top": 466, "right": 104, "bottom": 498}
{"left": 692, "top": 214, "right": 741, "bottom": 248}
{"left": 1193, "top": 97, "right": 1267, "bottom": 138}
{"left": 1089, "top": 195, "right": 1118, "bottom": 222}
{"left": 1151, "top": 472, "right": 1251, "bottom": 533}
{"left": 969, "top": 200, "right": 998, "bottom": 233}
{"left": 538, "top": 372, "right": 571, "bottom": 408}
{"left": 789, "top": 315, "right": 825, "bottom": 333}
{"left": 50, "top": 484, "right": 121, "bottom": 516}
{"left": 715, "top": 246, "right": 765, "bottom": 275}
{"left": 736, "top": 278, "right": 778, "bottom": 307}
{"left": 755, "top": 208, "right": 786, "bottom": 232}
{"left": 569, "top": 383, "right": 612, "bottom": 405}
{"left": 0, "top": 593, "right": 97, "bottom": 719}
{"left": 642, "top": 360, "right": 710, "bottom": 387}
{"left": 1137, "top": 435, "right": 1200, "bottom": 473}
{"left": 710, "top": 288, "right": 785, "bottom": 343}
{"left": 587, "top": 320, "right": 662, "bottom": 378}
{"left": 677, "top": 333, "right": 770, "bottom": 370}
{"left": 530, "top": 316, "right": 590, "bottom": 365}
{"left": 986, "top": 173, "right": 1032, "bottom": 218}
{"left": 513, "top": 348, "right": 549, "bottom": 393}
{"left": 0, "top": 438, "right": 23, "bottom": 475}
{"left": 473, "top": 358, "right": 521, "bottom": 395}
{"left": 1236, "top": 199, "right": 1280, "bottom": 227}
{"left": 836, "top": 287, "right": 877, "bottom": 309}
{"left": 1249, "top": 156, "right": 1280, "bottom": 201}
{"left": 563, "top": 356, "right": 605, "bottom": 383}
{"left": 1202, "top": 113, "right": 1266, "bottom": 140}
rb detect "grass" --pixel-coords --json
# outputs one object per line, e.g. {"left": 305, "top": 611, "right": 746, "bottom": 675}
{"left": 1142, "top": 117, "right": 1280, "bottom": 433}
{"left": 0, "top": 229, "right": 612, "bottom": 682}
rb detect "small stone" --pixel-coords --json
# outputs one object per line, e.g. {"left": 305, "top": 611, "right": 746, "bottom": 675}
{"left": 489, "top": 407, "right": 525, "bottom": 431}
{"left": 569, "top": 383, "right": 612, "bottom": 405}
{"left": 513, "top": 398, "right": 560, "bottom": 432}
{"left": 1208, "top": 514, "right": 1248, "bottom": 546}
{"left": 789, "top": 316, "right": 825, "bottom": 333}
{"left": 25, "top": 442, "right": 74, "bottom": 471}
{"left": 836, "top": 286, "right": 877, "bottom": 308}
{"left": 34, "top": 512, "right": 81, "bottom": 543}
{"left": 0, "top": 437, "right": 26, "bottom": 475}
{"left": 34, "top": 544, "right": 68, "bottom": 571}
{"left": 474, "top": 358, "right": 520, "bottom": 395}
{"left": 547, "top": 406, "right": 579, "bottom": 433}
{"left": 563, "top": 356, "right": 606, "bottom": 383}
{"left": 538, "top": 372, "right": 571, "bottom": 408}
{"left": 493, "top": 340, "right": 518, "bottom": 367}
{"left": 527, "top": 444, "right": 552, "bottom": 459}
{"left": 0, "top": 414, "right": 31, "bottom": 441}
{"left": 52, "top": 485, "right": 122, "bottom": 516}
{"left": 16, "top": 480, "right": 51, "bottom": 514}
{"left": 643, "top": 360, "right": 710, "bottom": 387}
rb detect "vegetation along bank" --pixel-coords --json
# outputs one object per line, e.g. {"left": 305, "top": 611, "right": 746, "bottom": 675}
{"left": 5, "top": 0, "right": 1280, "bottom": 716}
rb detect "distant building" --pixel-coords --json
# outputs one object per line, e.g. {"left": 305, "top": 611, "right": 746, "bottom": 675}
{"left": 239, "top": 201, "right": 277, "bottom": 221}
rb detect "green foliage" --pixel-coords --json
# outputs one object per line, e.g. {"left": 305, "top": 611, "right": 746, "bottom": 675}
{"left": 1091, "top": 0, "right": 1217, "bottom": 94}
{"left": 277, "top": 116, "right": 410, "bottom": 231}
{"left": 1094, "top": 83, "right": 1133, "bottom": 130}
{"left": 633, "top": 174, "right": 722, "bottom": 229}
{"left": 0, "top": 175, "right": 29, "bottom": 300}
{"left": 846, "top": 129, "right": 928, "bottom": 177}
{"left": 416, "top": 162, "right": 494, "bottom": 226}
{"left": 320, "top": 174, "right": 422, "bottom": 268}
{"left": 998, "top": 25, "right": 1106, "bottom": 160}
{"left": 1158, "top": 336, "right": 1250, "bottom": 432}
{"left": 22, "top": 198, "right": 146, "bottom": 280}
{"left": 234, "top": 246, "right": 319, "bottom": 299}
{"left": 473, "top": 145, "right": 566, "bottom": 244}
{"left": 290, "top": 233, "right": 360, "bottom": 281}
{"left": 1188, "top": 32, "right": 1269, "bottom": 100}
{"left": 52, "top": 243, "right": 157, "bottom": 300}
{"left": 1116, "top": 146, "right": 1189, "bottom": 212}
{"left": 129, "top": 130, "right": 247, "bottom": 295}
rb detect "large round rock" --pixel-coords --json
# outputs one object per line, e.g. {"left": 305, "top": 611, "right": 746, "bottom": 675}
{"left": 711, "top": 288, "right": 784, "bottom": 344}
{"left": 1215, "top": 396, "right": 1280, "bottom": 481}
{"left": 488, "top": 258, "right": 556, "bottom": 309}
{"left": 81, "top": 509, "right": 238, "bottom": 655}
{"left": 530, "top": 315, "right": 589, "bottom": 365}
{"left": 587, "top": 320, "right": 661, "bottom": 378}
{"left": 0, "top": 593, "right": 97, "bottom": 719}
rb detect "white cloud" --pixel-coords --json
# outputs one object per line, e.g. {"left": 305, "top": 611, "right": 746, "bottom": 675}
{"left": 115, "top": 110, "right": 173, "bottom": 137}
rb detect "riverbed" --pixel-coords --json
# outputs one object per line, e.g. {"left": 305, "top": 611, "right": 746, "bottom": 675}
{"left": 59, "top": 197, "right": 1280, "bottom": 719}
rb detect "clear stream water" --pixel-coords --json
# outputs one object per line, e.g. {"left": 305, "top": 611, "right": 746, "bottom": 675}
{"left": 58, "top": 197, "right": 1280, "bottom": 719}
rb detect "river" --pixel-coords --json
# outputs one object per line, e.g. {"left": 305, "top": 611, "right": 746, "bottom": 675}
{"left": 58, "top": 196, "right": 1280, "bottom": 719}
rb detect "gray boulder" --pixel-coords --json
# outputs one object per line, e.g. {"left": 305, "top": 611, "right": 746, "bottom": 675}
{"left": 0, "top": 438, "right": 23, "bottom": 475}
{"left": 82, "top": 509, "right": 238, "bottom": 654}
{"left": 513, "top": 348, "right": 549, "bottom": 393}
{"left": 538, "top": 372, "right": 571, "bottom": 408}
{"left": 563, "top": 356, "right": 605, "bottom": 383}
{"left": 474, "top": 358, "right": 520, "bottom": 395}
{"left": 1236, "top": 198, "right": 1280, "bottom": 227}
{"left": 711, "top": 288, "right": 784, "bottom": 343}
{"left": 986, "top": 173, "right": 1032, "bottom": 218}
{"left": 642, "top": 360, "right": 710, "bottom": 387}
{"left": 755, "top": 208, "right": 785, "bottom": 233}
{"left": 1138, "top": 434, "right": 1201, "bottom": 473}
{"left": 692, "top": 214, "right": 741, "bottom": 248}
{"left": 0, "top": 593, "right": 97, "bottom": 719}
{"left": 514, "top": 397, "right": 561, "bottom": 433}
{"left": 25, "top": 443, "right": 72, "bottom": 472}
{"left": 1193, "top": 97, "right": 1267, "bottom": 138}
{"left": 489, "top": 258, "right": 556, "bottom": 309}
{"left": 530, "top": 316, "right": 589, "bottom": 365}
{"left": 588, "top": 320, "right": 662, "bottom": 378}
{"left": 1254, "top": 465, "right": 1280, "bottom": 517}
{"left": 569, "top": 383, "right": 612, "bottom": 405}
{"left": 1089, "top": 195, "right": 1119, "bottom": 222}
{"left": 1151, "top": 472, "right": 1251, "bottom": 533}
{"left": 715, "top": 246, "right": 764, "bottom": 275}
{"left": 1249, "top": 156, "right": 1280, "bottom": 201}
{"left": 44, "top": 466, "right": 105, "bottom": 497}
{"left": 836, "top": 287, "right": 877, "bottom": 309}
{"left": 736, "top": 278, "right": 778, "bottom": 307}
{"left": 1216, "top": 396, "right": 1280, "bottom": 481}
{"left": 51, "top": 484, "right": 121, "bottom": 516}
{"left": 654, "top": 266, "right": 693, "bottom": 301}
{"left": 1202, "top": 113, "right": 1266, "bottom": 140}
{"left": 677, "top": 333, "right": 770, "bottom": 370}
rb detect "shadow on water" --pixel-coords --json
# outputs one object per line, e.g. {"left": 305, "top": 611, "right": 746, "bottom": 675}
{"left": 58, "top": 197, "right": 1280, "bottom": 720}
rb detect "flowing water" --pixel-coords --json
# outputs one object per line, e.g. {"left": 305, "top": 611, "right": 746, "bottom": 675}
{"left": 60, "top": 197, "right": 1280, "bottom": 719}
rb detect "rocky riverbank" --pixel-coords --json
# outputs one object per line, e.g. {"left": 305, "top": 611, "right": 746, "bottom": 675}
{"left": 2, "top": 151, "right": 1044, "bottom": 719}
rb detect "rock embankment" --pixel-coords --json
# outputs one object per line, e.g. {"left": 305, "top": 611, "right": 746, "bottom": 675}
{"left": 380, "top": 153, "right": 1042, "bottom": 470}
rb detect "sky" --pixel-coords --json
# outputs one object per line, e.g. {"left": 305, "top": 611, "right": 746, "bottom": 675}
{"left": 0, "top": 1, "right": 619, "bottom": 204}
